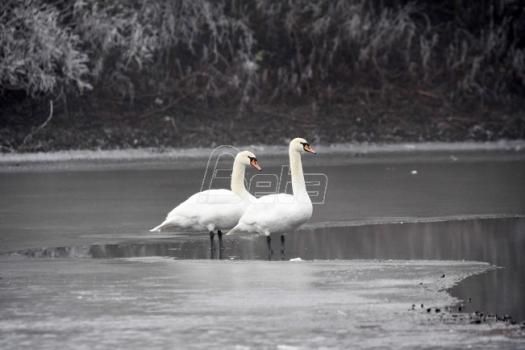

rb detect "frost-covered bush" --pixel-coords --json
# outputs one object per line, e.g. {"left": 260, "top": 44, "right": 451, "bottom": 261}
{"left": 0, "top": 0, "right": 91, "bottom": 97}
{"left": 0, "top": 0, "right": 524, "bottom": 107}
{"left": 252, "top": 0, "right": 419, "bottom": 98}
{"left": 251, "top": 0, "right": 525, "bottom": 102}
{"left": 65, "top": 0, "right": 256, "bottom": 102}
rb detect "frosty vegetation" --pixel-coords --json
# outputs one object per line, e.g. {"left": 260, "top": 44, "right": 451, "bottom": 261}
{"left": 0, "top": 0, "right": 524, "bottom": 150}
{"left": 2, "top": 0, "right": 524, "bottom": 103}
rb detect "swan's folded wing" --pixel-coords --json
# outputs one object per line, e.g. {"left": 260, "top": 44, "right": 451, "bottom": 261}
{"left": 186, "top": 189, "right": 243, "bottom": 205}
{"left": 226, "top": 194, "right": 298, "bottom": 235}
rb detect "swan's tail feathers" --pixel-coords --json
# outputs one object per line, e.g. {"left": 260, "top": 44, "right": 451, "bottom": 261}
{"left": 226, "top": 227, "right": 259, "bottom": 241}
{"left": 226, "top": 224, "right": 250, "bottom": 237}
{"left": 150, "top": 221, "right": 168, "bottom": 232}
{"left": 225, "top": 225, "right": 241, "bottom": 236}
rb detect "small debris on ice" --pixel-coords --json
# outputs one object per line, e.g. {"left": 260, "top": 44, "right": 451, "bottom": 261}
{"left": 289, "top": 257, "right": 303, "bottom": 262}
{"left": 277, "top": 345, "right": 299, "bottom": 350}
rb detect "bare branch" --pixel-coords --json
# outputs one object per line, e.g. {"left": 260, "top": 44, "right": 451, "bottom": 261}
{"left": 20, "top": 101, "right": 54, "bottom": 149}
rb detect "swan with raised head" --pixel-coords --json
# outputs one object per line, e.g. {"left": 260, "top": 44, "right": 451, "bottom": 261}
{"left": 150, "top": 150, "right": 261, "bottom": 247}
{"left": 226, "top": 138, "right": 315, "bottom": 258}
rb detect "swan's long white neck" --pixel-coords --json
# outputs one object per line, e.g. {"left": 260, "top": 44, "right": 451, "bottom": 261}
{"left": 289, "top": 148, "right": 308, "bottom": 198}
{"left": 231, "top": 159, "right": 251, "bottom": 200}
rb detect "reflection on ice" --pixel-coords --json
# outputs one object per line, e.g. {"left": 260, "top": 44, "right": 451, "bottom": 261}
{"left": 11, "top": 216, "right": 524, "bottom": 261}
{"left": 7, "top": 217, "right": 525, "bottom": 323}
{"left": 0, "top": 258, "right": 523, "bottom": 349}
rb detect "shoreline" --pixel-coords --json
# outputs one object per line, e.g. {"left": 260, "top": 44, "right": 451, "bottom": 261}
{"left": 1, "top": 140, "right": 524, "bottom": 163}
{"left": 1, "top": 140, "right": 524, "bottom": 172}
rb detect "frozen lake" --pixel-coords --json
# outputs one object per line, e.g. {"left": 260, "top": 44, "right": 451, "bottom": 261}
{"left": 2, "top": 257, "right": 520, "bottom": 350}
{"left": 1, "top": 147, "right": 524, "bottom": 348}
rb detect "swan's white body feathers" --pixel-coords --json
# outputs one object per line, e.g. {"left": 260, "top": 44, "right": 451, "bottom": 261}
{"left": 227, "top": 193, "right": 312, "bottom": 236}
{"left": 227, "top": 138, "right": 315, "bottom": 237}
{"left": 151, "top": 189, "right": 247, "bottom": 232}
{"left": 150, "top": 150, "right": 259, "bottom": 233}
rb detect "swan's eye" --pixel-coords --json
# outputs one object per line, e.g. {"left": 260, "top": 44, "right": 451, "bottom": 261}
{"left": 248, "top": 156, "right": 256, "bottom": 161}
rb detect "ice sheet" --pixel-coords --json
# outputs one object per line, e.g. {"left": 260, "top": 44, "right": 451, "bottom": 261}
{"left": 0, "top": 258, "right": 523, "bottom": 349}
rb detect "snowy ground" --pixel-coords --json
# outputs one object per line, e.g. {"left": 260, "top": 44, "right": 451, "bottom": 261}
{"left": 0, "top": 257, "right": 523, "bottom": 350}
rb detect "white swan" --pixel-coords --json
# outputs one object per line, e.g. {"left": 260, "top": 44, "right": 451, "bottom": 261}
{"left": 149, "top": 151, "right": 261, "bottom": 242}
{"left": 226, "top": 138, "right": 315, "bottom": 256}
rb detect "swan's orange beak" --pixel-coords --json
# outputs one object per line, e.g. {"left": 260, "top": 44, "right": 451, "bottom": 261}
{"left": 250, "top": 158, "right": 262, "bottom": 171}
{"left": 304, "top": 144, "right": 316, "bottom": 154}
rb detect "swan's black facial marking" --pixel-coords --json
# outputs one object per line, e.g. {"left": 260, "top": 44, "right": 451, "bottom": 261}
{"left": 248, "top": 156, "right": 262, "bottom": 170}
{"left": 300, "top": 141, "right": 316, "bottom": 154}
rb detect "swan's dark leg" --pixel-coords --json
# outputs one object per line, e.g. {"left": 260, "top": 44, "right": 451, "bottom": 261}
{"left": 280, "top": 234, "right": 286, "bottom": 260}
{"left": 209, "top": 231, "right": 216, "bottom": 259}
{"left": 266, "top": 235, "right": 273, "bottom": 260}
{"left": 218, "top": 230, "right": 224, "bottom": 260}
